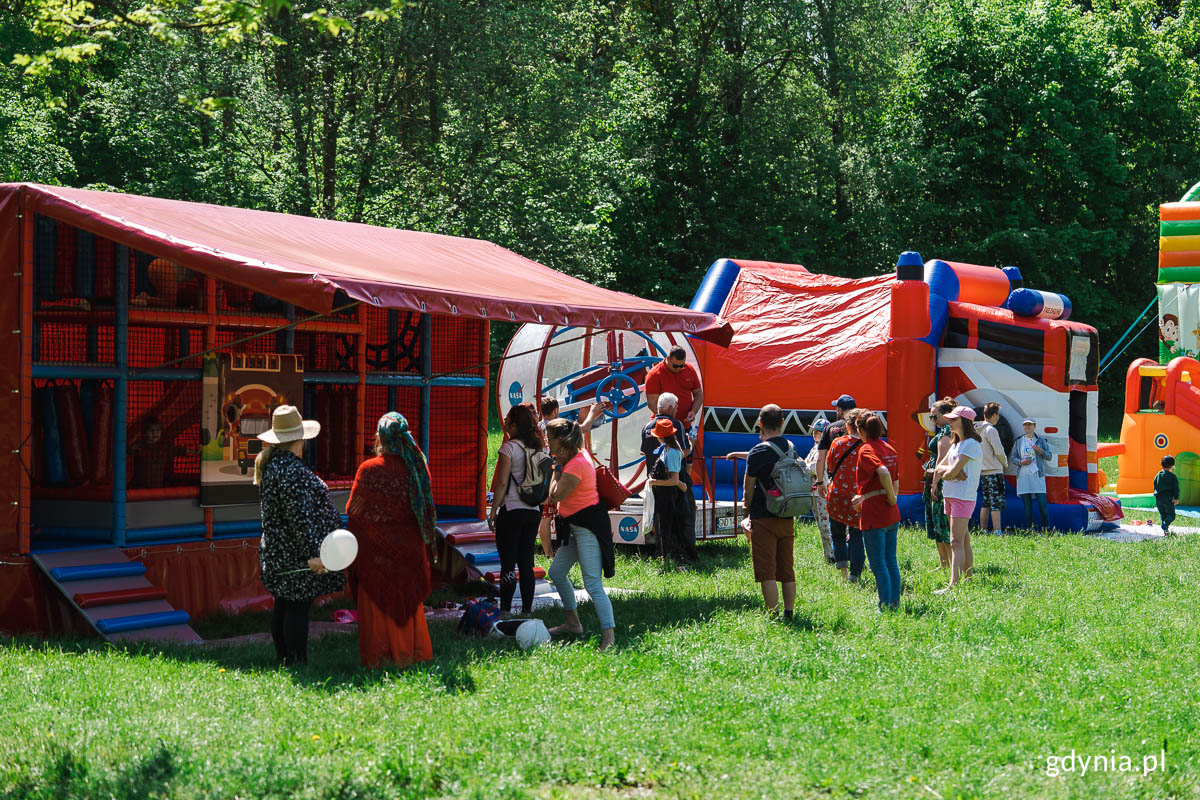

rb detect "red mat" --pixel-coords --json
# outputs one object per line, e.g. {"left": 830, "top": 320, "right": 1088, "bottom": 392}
{"left": 483, "top": 567, "right": 546, "bottom": 584}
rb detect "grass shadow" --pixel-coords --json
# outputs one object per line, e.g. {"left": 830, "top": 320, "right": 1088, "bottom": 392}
{"left": 5, "top": 536, "right": 824, "bottom": 686}
{"left": 899, "top": 597, "right": 938, "bottom": 617}
{"left": 3, "top": 740, "right": 178, "bottom": 800}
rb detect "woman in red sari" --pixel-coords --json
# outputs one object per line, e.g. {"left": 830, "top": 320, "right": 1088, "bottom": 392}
{"left": 346, "top": 412, "right": 437, "bottom": 668}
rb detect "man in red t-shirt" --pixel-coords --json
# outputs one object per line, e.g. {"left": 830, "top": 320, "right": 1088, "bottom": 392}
{"left": 645, "top": 346, "right": 703, "bottom": 429}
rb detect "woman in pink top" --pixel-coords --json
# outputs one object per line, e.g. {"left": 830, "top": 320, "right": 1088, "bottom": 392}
{"left": 544, "top": 418, "right": 615, "bottom": 650}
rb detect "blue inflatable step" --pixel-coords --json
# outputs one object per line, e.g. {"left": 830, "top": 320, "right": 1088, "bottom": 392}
{"left": 95, "top": 610, "right": 190, "bottom": 635}
{"left": 465, "top": 550, "right": 500, "bottom": 565}
{"left": 50, "top": 562, "right": 147, "bottom": 582}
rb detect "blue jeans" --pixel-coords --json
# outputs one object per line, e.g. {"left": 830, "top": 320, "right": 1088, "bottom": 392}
{"left": 548, "top": 524, "right": 615, "bottom": 630}
{"left": 1021, "top": 493, "right": 1049, "bottom": 529}
{"left": 830, "top": 519, "right": 864, "bottom": 579}
{"left": 863, "top": 524, "right": 901, "bottom": 610}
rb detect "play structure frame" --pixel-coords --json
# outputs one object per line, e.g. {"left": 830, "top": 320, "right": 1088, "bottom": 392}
{"left": 25, "top": 262, "right": 490, "bottom": 552}
{"left": 0, "top": 183, "right": 723, "bottom": 634}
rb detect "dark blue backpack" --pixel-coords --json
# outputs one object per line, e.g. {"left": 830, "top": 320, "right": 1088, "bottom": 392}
{"left": 457, "top": 598, "right": 501, "bottom": 636}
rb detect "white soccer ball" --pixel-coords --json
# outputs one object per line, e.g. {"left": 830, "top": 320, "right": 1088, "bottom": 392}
{"left": 514, "top": 619, "right": 551, "bottom": 650}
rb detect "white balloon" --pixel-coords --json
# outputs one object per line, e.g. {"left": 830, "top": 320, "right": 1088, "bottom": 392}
{"left": 514, "top": 619, "right": 551, "bottom": 650}
{"left": 319, "top": 529, "right": 358, "bottom": 571}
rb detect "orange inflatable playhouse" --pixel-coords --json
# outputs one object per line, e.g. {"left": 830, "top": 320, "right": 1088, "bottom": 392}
{"left": 1111, "top": 183, "right": 1200, "bottom": 508}
{"left": 1114, "top": 358, "right": 1200, "bottom": 507}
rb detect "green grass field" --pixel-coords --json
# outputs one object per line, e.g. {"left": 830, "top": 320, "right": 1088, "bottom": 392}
{"left": 4, "top": 525, "right": 1198, "bottom": 799}
{"left": 2, "top": 427, "right": 1187, "bottom": 798}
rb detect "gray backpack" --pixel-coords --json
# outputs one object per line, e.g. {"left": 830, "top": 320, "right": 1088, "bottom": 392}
{"left": 764, "top": 440, "right": 812, "bottom": 518}
{"left": 513, "top": 445, "right": 555, "bottom": 506}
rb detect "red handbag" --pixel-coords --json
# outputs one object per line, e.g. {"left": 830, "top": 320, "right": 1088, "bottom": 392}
{"left": 595, "top": 464, "right": 632, "bottom": 510}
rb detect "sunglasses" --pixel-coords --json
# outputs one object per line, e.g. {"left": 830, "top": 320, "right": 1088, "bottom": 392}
{"left": 667, "top": 360, "right": 686, "bottom": 372}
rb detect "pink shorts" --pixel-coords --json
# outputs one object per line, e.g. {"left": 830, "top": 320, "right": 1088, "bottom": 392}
{"left": 944, "top": 497, "right": 976, "bottom": 519}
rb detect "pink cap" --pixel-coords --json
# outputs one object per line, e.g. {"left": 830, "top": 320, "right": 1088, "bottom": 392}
{"left": 944, "top": 405, "right": 976, "bottom": 421}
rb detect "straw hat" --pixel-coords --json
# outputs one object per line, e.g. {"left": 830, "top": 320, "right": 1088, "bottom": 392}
{"left": 258, "top": 405, "right": 321, "bottom": 444}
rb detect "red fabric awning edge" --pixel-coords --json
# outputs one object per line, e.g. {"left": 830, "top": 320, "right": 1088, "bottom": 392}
{"left": 9, "top": 183, "right": 732, "bottom": 345}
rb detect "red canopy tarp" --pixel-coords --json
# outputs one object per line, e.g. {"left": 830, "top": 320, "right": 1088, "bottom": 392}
{"left": 697, "top": 261, "right": 893, "bottom": 409}
{"left": 4, "top": 184, "right": 730, "bottom": 342}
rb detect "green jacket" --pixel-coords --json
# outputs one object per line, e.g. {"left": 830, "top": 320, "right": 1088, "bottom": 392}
{"left": 1154, "top": 470, "right": 1180, "bottom": 504}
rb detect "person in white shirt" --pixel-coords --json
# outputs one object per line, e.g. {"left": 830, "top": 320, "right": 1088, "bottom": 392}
{"left": 1012, "top": 418, "right": 1051, "bottom": 530}
{"left": 804, "top": 417, "right": 835, "bottom": 565}
{"left": 934, "top": 406, "right": 983, "bottom": 593}
{"left": 975, "top": 402, "right": 1009, "bottom": 535}
{"left": 488, "top": 403, "right": 547, "bottom": 614}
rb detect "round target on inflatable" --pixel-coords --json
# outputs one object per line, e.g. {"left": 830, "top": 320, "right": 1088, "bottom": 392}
{"left": 496, "top": 325, "right": 699, "bottom": 490}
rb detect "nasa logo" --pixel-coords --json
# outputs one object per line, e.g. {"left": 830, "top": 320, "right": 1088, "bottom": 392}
{"left": 1154, "top": 433, "right": 1169, "bottom": 450}
{"left": 507, "top": 382, "right": 523, "bottom": 406}
{"left": 618, "top": 516, "right": 639, "bottom": 542}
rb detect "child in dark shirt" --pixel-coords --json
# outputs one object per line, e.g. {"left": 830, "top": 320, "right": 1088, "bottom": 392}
{"left": 129, "top": 415, "right": 198, "bottom": 488}
{"left": 1154, "top": 455, "right": 1180, "bottom": 536}
{"left": 647, "top": 418, "right": 692, "bottom": 568}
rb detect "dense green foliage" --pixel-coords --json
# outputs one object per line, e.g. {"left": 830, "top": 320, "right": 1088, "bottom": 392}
{"left": 2, "top": 526, "right": 1198, "bottom": 798}
{"left": 3, "top": 0, "right": 1200, "bottom": 407}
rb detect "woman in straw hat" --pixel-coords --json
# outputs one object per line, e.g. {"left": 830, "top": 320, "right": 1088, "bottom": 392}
{"left": 255, "top": 405, "right": 345, "bottom": 666}
{"left": 346, "top": 412, "right": 437, "bottom": 668}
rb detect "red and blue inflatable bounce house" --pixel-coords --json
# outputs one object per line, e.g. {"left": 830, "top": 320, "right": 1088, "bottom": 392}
{"left": 689, "top": 253, "right": 1122, "bottom": 531}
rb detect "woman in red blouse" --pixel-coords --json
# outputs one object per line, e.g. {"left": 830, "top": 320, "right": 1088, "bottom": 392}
{"left": 824, "top": 409, "right": 864, "bottom": 582}
{"left": 852, "top": 412, "right": 901, "bottom": 611}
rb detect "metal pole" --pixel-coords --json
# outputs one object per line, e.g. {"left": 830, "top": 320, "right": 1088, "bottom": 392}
{"left": 18, "top": 201, "right": 34, "bottom": 554}
{"left": 420, "top": 313, "right": 432, "bottom": 454}
{"left": 113, "top": 244, "right": 129, "bottom": 547}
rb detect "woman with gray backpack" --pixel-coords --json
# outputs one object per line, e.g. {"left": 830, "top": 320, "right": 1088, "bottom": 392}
{"left": 488, "top": 403, "right": 554, "bottom": 614}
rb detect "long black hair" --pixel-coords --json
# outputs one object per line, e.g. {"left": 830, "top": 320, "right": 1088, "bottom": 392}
{"left": 505, "top": 402, "right": 544, "bottom": 451}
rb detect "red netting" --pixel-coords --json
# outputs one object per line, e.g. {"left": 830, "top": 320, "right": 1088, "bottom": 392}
{"left": 294, "top": 331, "right": 357, "bottom": 372}
{"left": 297, "top": 304, "right": 357, "bottom": 321}
{"left": 306, "top": 385, "right": 358, "bottom": 482}
{"left": 428, "top": 385, "right": 485, "bottom": 509}
{"left": 126, "top": 380, "right": 202, "bottom": 489}
{"left": 363, "top": 307, "right": 422, "bottom": 373}
{"left": 361, "top": 386, "right": 422, "bottom": 453}
{"left": 216, "top": 327, "right": 278, "bottom": 354}
{"left": 33, "top": 216, "right": 118, "bottom": 312}
{"left": 431, "top": 316, "right": 487, "bottom": 377}
{"left": 128, "top": 325, "right": 206, "bottom": 370}
{"left": 35, "top": 321, "right": 115, "bottom": 365}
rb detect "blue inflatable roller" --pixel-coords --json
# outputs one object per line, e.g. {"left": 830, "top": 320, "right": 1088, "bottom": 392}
{"left": 465, "top": 550, "right": 500, "bottom": 565}
{"left": 50, "top": 562, "right": 147, "bottom": 582}
{"left": 96, "top": 610, "right": 190, "bottom": 634}
{"left": 1007, "top": 288, "right": 1072, "bottom": 320}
